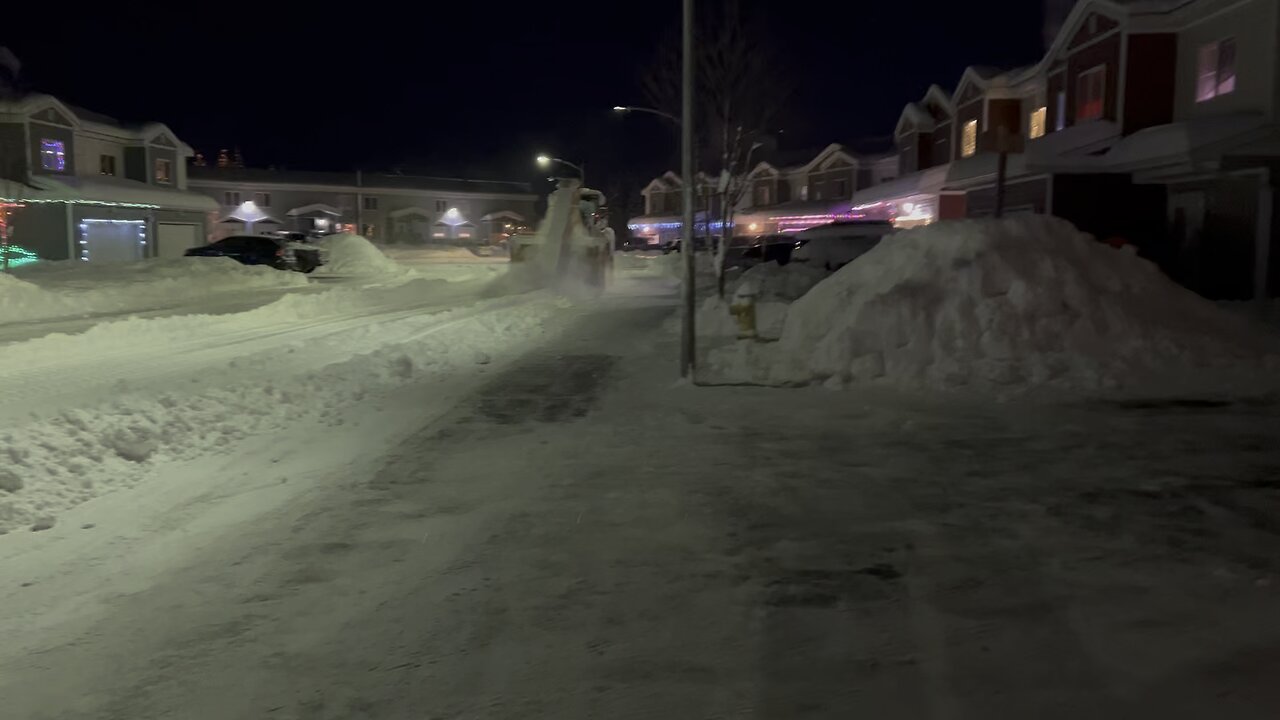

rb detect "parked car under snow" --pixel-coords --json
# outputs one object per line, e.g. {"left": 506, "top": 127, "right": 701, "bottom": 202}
{"left": 790, "top": 221, "right": 896, "bottom": 271}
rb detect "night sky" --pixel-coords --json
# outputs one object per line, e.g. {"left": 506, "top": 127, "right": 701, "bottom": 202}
{"left": 5, "top": 1, "right": 1044, "bottom": 190}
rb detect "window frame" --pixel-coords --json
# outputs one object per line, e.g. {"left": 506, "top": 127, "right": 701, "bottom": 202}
{"left": 1196, "top": 37, "right": 1237, "bottom": 103}
{"left": 39, "top": 139, "right": 66, "bottom": 172}
{"left": 1075, "top": 65, "right": 1107, "bottom": 123}
{"left": 960, "top": 119, "right": 978, "bottom": 158}
{"left": 154, "top": 157, "right": 173, "bottom": 184}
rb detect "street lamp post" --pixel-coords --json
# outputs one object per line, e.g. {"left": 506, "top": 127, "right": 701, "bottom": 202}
{"left": 680, "top": 0, "right": 696, "bottom": 379}
{"left": 536, "top": 155, "right": 586, "bottom": 186}
{"left": 613, "top": 105, "right": 681, "bottom": 125}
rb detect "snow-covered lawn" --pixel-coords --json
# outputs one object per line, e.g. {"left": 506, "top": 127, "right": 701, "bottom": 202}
{"left": 1, "top": 256, "right": 310, "bottom": 325}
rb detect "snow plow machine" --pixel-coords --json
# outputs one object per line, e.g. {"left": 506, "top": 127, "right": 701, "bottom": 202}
{"left": 509, "top": 179, "right": 613, "bottom": 290}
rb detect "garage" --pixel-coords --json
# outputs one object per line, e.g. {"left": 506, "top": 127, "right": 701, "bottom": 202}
{"left": 81, "top": 220, "right": 145, "bottom": 263}
{"left": 157, "top": 223, "right": 201, "bottom": 259}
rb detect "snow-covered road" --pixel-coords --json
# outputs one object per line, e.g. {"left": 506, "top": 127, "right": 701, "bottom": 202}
{"left": 3, "top": 265, "right": 1280, "bottom": 717}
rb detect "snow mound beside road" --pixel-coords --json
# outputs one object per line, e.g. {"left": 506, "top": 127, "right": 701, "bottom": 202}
{"left": 715, "top": 216, "right": 1280, "bottom": 395}
{"left": 2, "top": 257, "right": 308, "bottom": 325}
{"left": 316, "top": 234, "right": 411, "bottom": 276}
{"left": 698, "top": 261, "right": 829, "bottom": 338}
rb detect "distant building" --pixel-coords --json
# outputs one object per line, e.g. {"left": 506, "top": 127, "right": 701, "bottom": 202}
{"left": 627, "top": 141, "right": 898, "bottom": 246}
{"left": 187, "top": 166, "right": 537, "bottom": 246}
{"left": 0, "top": 93, "right": 216, "bottom": 262}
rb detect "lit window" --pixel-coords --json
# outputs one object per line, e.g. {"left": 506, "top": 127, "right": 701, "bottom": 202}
{"left": 1029, "top": 107, "right": 1047, "bottom": 139}
{"left": 363, "top": 196, "right": 378, "bottom": 210}
{"left": 1196, "top": 38, "right": 1237, "bottom": 102}
{"left": 254, "top": 192, "right": 271, "bottom": 207}
{"left": 961, "top": 120, "right": 978, "bottom": 158}
{"left": 1055, "top": 90, "right": 1067, "bottom": 130}
{"left": 99, "top": 154, "right": 116, "bottom": 176}
{"left": 224, "top": 191, "right": 240, "bottom": 206}
{"left": 154, "top": 158, "right": 172, "bottom": 184}
{"left": 40, "top": 139, "right": 66, "bottom": 171}
{"left": 1076, "top": 65, "right": 1106, "bottom": 122}
{"left": 799, "top": 185, "right": 809, "bottom": 201}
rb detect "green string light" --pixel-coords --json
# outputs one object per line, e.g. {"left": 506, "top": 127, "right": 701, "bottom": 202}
{"left": 1, "top": 244, "right": 40, "bottom": 268}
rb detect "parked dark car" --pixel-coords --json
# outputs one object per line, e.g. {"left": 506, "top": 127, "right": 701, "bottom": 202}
{"left": 185, "top": 234, "right": 324, "bottom": 273}
{"left": 662, "top": 236, "right": 717, "bottom": 254}
{"left": 741, "top": 234, "right": 802, "bottom": 266}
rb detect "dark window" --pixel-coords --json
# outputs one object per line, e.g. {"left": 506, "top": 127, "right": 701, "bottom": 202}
{"left": 363, "top": 196, "right": 379, "bottom": 210}
{"left": 833, "top": 177, "right": 848, "bottom": 198}
{"left": 224, "top": 191, "right": 241, "bottom": 206}
{"left": 435, "top": 200, "right": 448, "bottom": 212}
{"left": 250, "top": 238, "right": 281, "bottom": 253}
{"left": 254, "top": 192, "right": 271, "bottom": 207}
{"left": 99, "top": 155, "right": 116, "bottom": 176}
{"left": 154, "top": 158, "right": 172, "bottom": 184}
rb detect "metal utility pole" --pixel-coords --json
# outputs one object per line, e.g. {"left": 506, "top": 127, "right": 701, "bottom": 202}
{"left": 680, "top": 0, "right": 696, "bottom": 378}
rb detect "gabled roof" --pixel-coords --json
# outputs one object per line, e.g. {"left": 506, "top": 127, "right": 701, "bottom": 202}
{"left": 0, "top": 93, "right": 196, "bottom": 154}
{"left": 798, "top": 143, "right": 858, "bottom": 173}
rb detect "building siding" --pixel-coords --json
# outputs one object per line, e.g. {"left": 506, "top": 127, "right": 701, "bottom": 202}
{"left": 0, "top": 122, "right": 26, "bottom": 181}
{"left": 965, "top": 177, "right": 1050, "bottom": 217}
{"left": 123, "top": 146, "right": 147, "bottom": 183}
{"left": 1123, "top": 33, "right": 1178, "bottom": 134}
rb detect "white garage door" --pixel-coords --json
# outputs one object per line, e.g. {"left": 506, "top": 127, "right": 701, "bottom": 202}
{"left": 157, "top": 223, "right": 201, "bottom": 259}
{"left": 84, "top": 222, "right": 144, "bottom": 264}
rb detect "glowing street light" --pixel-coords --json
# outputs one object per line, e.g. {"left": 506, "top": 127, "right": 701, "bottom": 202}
{"left": 534, "top": 154, "right": 585, "bottom": 185}
{"left": 613, "top": 105, "right": 680, "bottom": 125}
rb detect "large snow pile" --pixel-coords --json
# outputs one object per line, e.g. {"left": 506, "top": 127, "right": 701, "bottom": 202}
{"left": 2, "top": 257, "right": 308, "bottom": 325}
{"left": 713, "top": 216, "right": 1280, "bottom": 395}
{"left": 698, "top": 261, "right": 829, "bottom": 338}
{"left": 316, "top": 234, "right": 411, "bottom": 276}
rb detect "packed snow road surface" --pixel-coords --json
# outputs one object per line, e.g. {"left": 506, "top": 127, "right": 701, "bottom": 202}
{"left": 3, "top": 279, "right": 1280, "bottom": 718}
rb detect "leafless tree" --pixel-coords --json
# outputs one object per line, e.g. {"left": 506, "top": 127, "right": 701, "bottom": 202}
{"left": 642, "top": 1, "right": 789, "bottom": 296}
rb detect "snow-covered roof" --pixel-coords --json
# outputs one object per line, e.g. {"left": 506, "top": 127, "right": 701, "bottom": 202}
{"left": 1026, "top": 113, "right": 1276, "bottom": 177}
{"left": 850, "top": 166, "right": 950, "bottom": 207}
{"left": 286, "top": 203, "right": 342, "bottom": 217}
{"left": 479, "top": 210, "right": 527, "bottom": 222}
{"left": 0, "top": 175, "right": 218, "bottom": 212}
{"left": 0, "top": 93, "right": 195, "bottom": 155}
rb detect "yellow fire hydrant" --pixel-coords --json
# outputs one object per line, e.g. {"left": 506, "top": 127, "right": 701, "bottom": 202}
{"left": 729, "top": 282, "right": 758, "bottom": 340}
